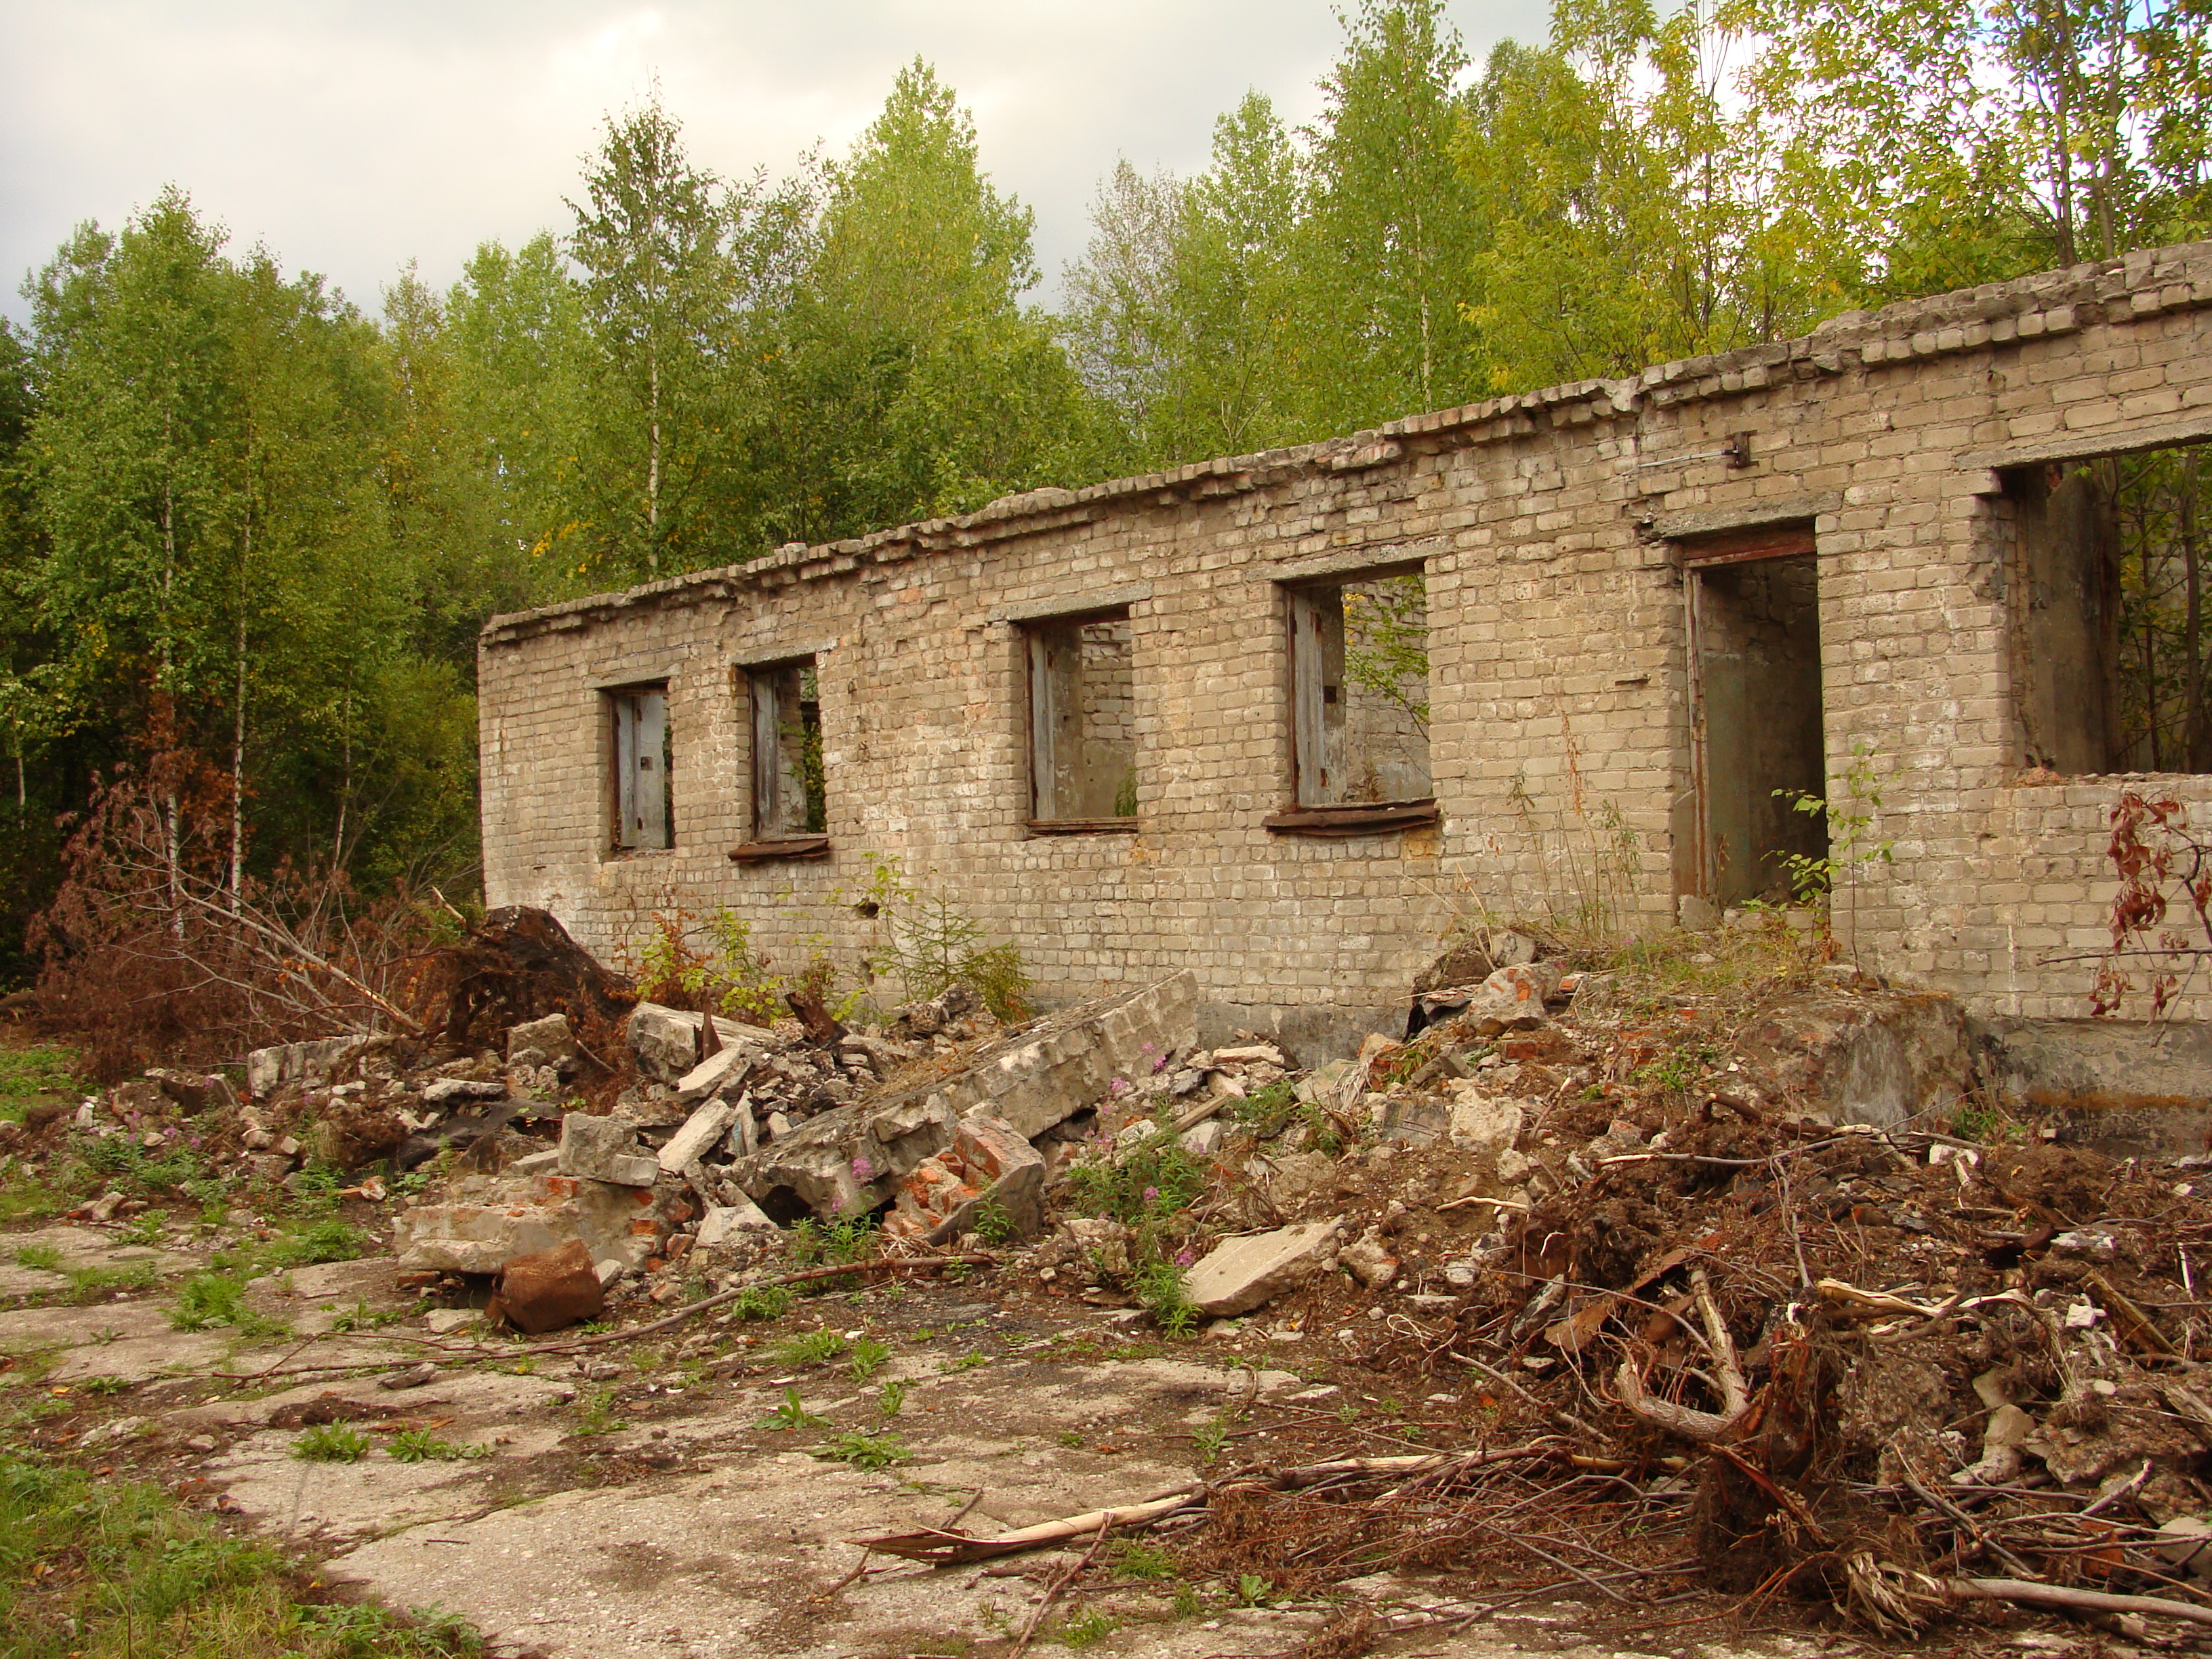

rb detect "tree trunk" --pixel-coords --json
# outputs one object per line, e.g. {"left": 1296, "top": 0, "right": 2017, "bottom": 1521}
{"left": 2187, "top": 449, "right": 2209, "bottom": 770}
{"left": 230, "top": 503, "right": 251, "bottom": 911}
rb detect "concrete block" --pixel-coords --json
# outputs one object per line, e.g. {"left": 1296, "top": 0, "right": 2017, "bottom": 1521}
{"left": 1186, "top": 1221, "right": 1338, "bottom": 1317}
{"left": 557, "top": 1113, "right": 659, "bottom": 1187}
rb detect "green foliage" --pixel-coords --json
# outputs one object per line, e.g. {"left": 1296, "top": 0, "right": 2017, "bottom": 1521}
{"left": 263, "top": 1216, "right": 366, "bottom": 1267}
{"left": 390, "top": 1430, "right": 489, "bottom": 1463}
{"left": 1110, "top": 1540, "right": 1179, "bottom": 1581}
{"left": 628, "top": 903, "right": 790, "bottom": 1025}
{"left": 1132, "top": 1261, "right": 1200, "bottom": 1338}
{"left": 0, "top": 1046, "right": 77, "bottom": 1121}
{"left": 756, "top": 1385, "right": 825, "bottom": 1431}
{"left": 0, "top": 1452, "right": 482, "bottom": 1657}
{"left": 843, "top": 854, "right": 1033, "bottom": 1021}
{"left": 815, "top": 1428, "right": 909, "bottom": 1470}
{"left": 292, "top": 1422, "right": 369, "bottom": 1462}
{"left": 1064, "top": 1129, "right": 1206, "bottom": 1227}
{"left": 731, "top": 1282, "right": 796, "bottom": 1322}
{"left": 1235, "top": 1572, "right": 1275, "bottom": 1607}
{"left": 1057, "top": 1607, "right": 1120, "bottom": 1648}
{"left": 170, "top": 1271, "right": 254, "bottom": 1332}
{"left": 14, "top": 1242, "right": 61, "bottom": 1271}
{"left": 876, "top": 1379, "right": 909, "bottom": 1418}
{"left": 790, "top": 1211, "right": 878, "bottom": 1268}
{"left": 66, "top": 1260, "right": 157, "bottom": 1300}
{"left": 845, "top": 1336, "right": 894, "bottom": 1380}
{"left": 968, "top": 1195, "right": 1017, "bottom": 1244}
{"left": 1189, "top": 1413, "right": 1231, "bottom": 1463}
{"left": 1773, "top": 740, "right": 1896, "bottom": 941}
{"left": 80, "top": 1374, "right": 133, "bottom": 1396}
{"left": 774, "top": 1329, "right": 849, "bottom": 1367}
{"left": 573, "top": 1385, "right": 626, "bottom": 1436}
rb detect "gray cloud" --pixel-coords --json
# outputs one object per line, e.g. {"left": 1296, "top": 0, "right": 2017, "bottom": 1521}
{"left": 0, "top": 0, "right": 1549, "bottom": 322}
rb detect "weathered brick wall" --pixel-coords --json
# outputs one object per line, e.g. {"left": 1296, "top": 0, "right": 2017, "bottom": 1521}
{"left": 479, "top": 241, "right": 2212, "bottom": 1042}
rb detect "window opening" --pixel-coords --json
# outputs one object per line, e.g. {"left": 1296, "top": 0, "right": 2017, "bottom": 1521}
{"left": 1689, "top": 547, "right": 1825, "bottom": 906}
{"left": 749, "top": 659, "right": 825, "bottom": 840}
{"left": 1288, "top": 570, "right": 1431, "bottom": 808}
{"left": 2012, "top": 445, "right": 2209, "bottom": 774}
{"left": 609, "top": 684, "right": 672, "bottom": 852}
{"left": 1025, "top": 611, "right": 1136, "bottom": 826}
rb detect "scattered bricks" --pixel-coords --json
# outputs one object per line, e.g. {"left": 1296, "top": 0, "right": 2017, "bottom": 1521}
{"left": 658, "top": 1099, "right": 740, "bottom": 1176}
{"left": 1496, "top": 1025, "right": 1576, "bottom": 1064}
{"left": 489, "top": 1237, "right": 605, "bottom": 1334}
{"left": 882, "top": 1113, "right": 1046, "bottom": 1241}
{"left": 144, "top": 1068, "right": 228, "bottom": 1114}
{"left": 557, "top": 1113, "right": 659, "bottom": 1187}
{"left": 1185, "top": 1221, "right": 1338, "bottom": 1317}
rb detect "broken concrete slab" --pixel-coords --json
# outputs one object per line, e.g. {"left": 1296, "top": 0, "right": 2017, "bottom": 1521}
{"left": 392, "top": 1171, "right": 683, "bottom": 1273}
{"left": 883, "top": 1114, "right": 1045, "bottom": 1241}
{"left": 694, "top": 1198, "right": 777, "bottom": 1250}
{"left": 628, "top": 1002, "right": 779, "bottom": 1084}
{"left": 556, "top": 1113, "right": 659, "bottom": 1187}
{"left": 244, "top": 1034, "right": 368, "bottom": 1099}
{"left": 733, "top": 972, "right": 1198, "bottom": 1219}
{"left": 659, "top": 1098, "right": 741, "bottom": 1176}
{"left": 1185, "top": 1221, "right": 1338, "bottom": 1317}
{"left": 674, "top": 1044, "right": 756, "bottom": 1104}
{"left": 422, "top": 1076, "right": 508, "bottom": 1107}
{"left": 506, "top": 1012, "right": 577, "bottom": 1069}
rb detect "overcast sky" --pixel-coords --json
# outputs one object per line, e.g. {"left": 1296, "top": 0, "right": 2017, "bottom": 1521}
{"left": 1, "top": 0, "right": 1550, "bottom": 325}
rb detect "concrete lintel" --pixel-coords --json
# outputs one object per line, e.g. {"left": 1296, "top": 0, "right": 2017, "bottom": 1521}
{"left": 989, "top": 585, "right": 1151, "bottom": 626}
{"left": 727, "top": 638, "right": 839, "bottom": 670}
{"left": 1645, "top": 493, "right": 1840, "bottom": 541}
{"left": 1957, "top": 409, "right": 2212, "bottom": 472}
{"left": 583, "top": 663, "right": 683, "bottom": 691}
{"left": 1263, "top": 541, "right": 1444, "bottom": 586}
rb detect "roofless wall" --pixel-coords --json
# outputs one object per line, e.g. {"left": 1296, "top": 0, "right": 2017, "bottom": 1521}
{"left": 479, "top": 241, "right": 2212, "bottom": 1054}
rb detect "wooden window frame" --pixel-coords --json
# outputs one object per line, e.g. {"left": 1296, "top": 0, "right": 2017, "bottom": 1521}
{"left": 1273, "top": 566, "right": 1437, "bottom": 836}
{"left": 606, "top": 682, "right": 672, "bottom": 855}
{"left": 1022, "top": 606, "right": 1140, "bottom": 835}
{"left": 734, "top": 657, "right": 829, "bottom": 863}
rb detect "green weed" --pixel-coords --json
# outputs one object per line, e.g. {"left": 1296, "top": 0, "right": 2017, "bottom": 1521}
{"left": 968, "top": 1195, "right": 1017, "bottom": 1244}
{"left": 940, "top": 1350, "right": 987, "bottom": 1373}
{"left": 573, "top": 1386, "right": 627, "bottom": 1436}
{"left": 13, "top": 1243, "right": 61, "bottom": 1272}
{"left": 1190, "top": 1416, "right": 1230, "bottom": 1464}
{"left": 390, "top": 1430, "right": 489, "bottom": 1463}
{"left": 1057, "top": 1607, "right": 1120, "bottom": 1648}
{"left": 876, "top": 1379, "right": 908, "bottom": 1418}
{"left": 79, "top": 1375, "right": 133, "bottom": 1396}
{"left": 1236, "top": 1572, "right": 1273, "bottom": 1607}
{"left": 845, "top": 1336, "right": 893, "bottom": 1379}
{"left": 790, "top": 1212, "right": 878, "bottom": 1269}
{"left": 1131, "top": 1261, "right": 1197, "bottom": 1337}
{"left": 292, "top": 1423, "right": 369, "bottom": 1462}
{"left": 774, "top": 1329, "right": 849, "bottom": 1367}
{"left": 756, "top": 1386, "right": 825, "bottom": 1431}
{"left": 264, "top": 1216, "right": 367, "bottom": 1267}
{"left": 0, "top": 1046, "right": 77, "bottom": 1122}
{"left": 815, "top": 1429, "right": 909, "bottom": 1470}
{"left": 1172, "top": 1582, "right": 1204, "bottom": 1616}
{"left": 1065, "top": 1130, "right": 1206, "bottom": 1227}
{"left": 732, "top": 1282, "right": 796, "bottom": 1321}
{"left": 1110, "top": 1540, "right": 1179, "bottom": 1581}
{"left": 0, "top": 1450, "right": 480, "bottom": 1654}
{"left": 66, "top": 1260, "right": 157, "bottom": 1300}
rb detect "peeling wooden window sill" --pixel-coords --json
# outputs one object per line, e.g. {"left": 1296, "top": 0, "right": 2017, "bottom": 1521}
{"left": 602, "top": 845, "right": 676, "bottom": 863}
{"left": 1025, "top": 818, "right": 1140, "bottom": 836}
{"left": 1263, "top": 800, "right": 1439, "bottom": 837}
{"left": 729, "top": 836, "right": 832, "bottom": 863}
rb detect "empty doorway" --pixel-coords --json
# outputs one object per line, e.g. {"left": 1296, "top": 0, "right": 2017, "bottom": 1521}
{"left": 1688, "top": 533, "right": 1827, "bottom": 907}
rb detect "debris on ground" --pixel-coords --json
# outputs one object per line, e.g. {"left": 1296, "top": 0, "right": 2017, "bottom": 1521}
{"left": 28, "top": 909, "right": 2212, "bottom": 1648}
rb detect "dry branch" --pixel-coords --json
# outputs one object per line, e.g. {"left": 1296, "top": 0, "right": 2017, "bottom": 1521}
{"left": 1614, "top": 1268, "right": 1749, "bottom": 1441}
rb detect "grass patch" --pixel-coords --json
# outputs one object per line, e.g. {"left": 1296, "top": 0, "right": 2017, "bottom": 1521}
{"left": 572, "top": 1386, "right": 627, "bottom": 1437}
{"left": 773, "top": 1329, "right": 848, "bottom": 1368}
{"left": 0, "top": 1045, "right": 77, "bottom": 1124}
{"left": 292, "top": 1423, "right": 369, "bottom": 1463}
{"left": 0, "top": 1450, "right": 480, "bottom": 1656}
{"left": 755, "top": 1387, "right": 825, "bottom": 1432}
{"left": 815, "top": 1429, "right": 909, "bottom": 1471}
{"left": 730, "top": 1282, "right": 795, "bottom": 1322}
{"left": 1064, "top": 1130, "right": 1206, "bottom": 1227}
{"left": 65, "top": 1261, "right": 159, "bottom": 1302}
{"left": 389, "top": 1430, "right": 489, "bottom": 1463}
{"left": 14, "top": 1243, "right": 62, "bottom": 1272}
{"left": 1109, "top": 1539, "right": 1179, "bottom": 1581}
{"left": 790, "top": 1212, "right": 878, "bottom": 1269}
{"left": 844, "top": 1336, "right": 893, "bottom": 1379}
{"left": 1057, "top": 1607, "right": 1120, "bottom": 1648}
{"left": 262, "top": 1217, "right": 366, "bottom": 1267}
{"left": 171, "top": 1270, "right": 284, "bottom": 1335}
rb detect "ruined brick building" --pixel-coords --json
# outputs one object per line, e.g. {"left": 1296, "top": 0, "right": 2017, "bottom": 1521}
{"left": 478, "top": 241, "right": 2212, "bottom": 1058}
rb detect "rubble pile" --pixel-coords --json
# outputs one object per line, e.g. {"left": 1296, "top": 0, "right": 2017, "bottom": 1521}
{"left": 1000, "top": 925, "right": 2212, "bottom": 1633}
{"left": 33, "top": 906, "right": 2212, "bottom": 1638}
